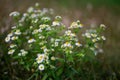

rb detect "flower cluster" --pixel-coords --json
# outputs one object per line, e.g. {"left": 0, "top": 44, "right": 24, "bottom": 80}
{"left": 82, "top": 26, "right": 106, "bottom": 55}
{"left": 5, "top": 3, "right": 106, "bottom": 79}
{"left": 69, "top": 20, "right": 83, "bottom": 29}
{"left": 36, "top": 54, "right": 49, "bottom": 70}
{"left": 18, "top": 49, "right": 28, "bottom": 56}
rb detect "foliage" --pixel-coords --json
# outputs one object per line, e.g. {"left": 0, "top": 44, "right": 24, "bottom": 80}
{"left": 4, "top": 3, "right": 107, "bottom": 80}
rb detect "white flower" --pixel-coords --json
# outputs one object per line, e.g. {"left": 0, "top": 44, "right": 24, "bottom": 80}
{"left": 69, "top": 21, "right": 83, "bottom": 29}
{"left": 5, "top": 36, "right": 10, "bottom": 42}
{"left": 65, "top": 30, "right": 72, "bottom": 36}
{"left": 38, "top": 28, "right": 42, "bottom": 32}
{"left": 92, "top": 39, "right": 97, "bottom": 43}
{"left": 39, "top": 41, "right": 47, "bottom": 45}
{"left": 41, "top": 46, "right": 46, "bottom": 49}
{"left": 52, "top": 21, "right": 60, "bottom": 26}
{"left": 43, "top": 48, "right": 49, "bottom": 53}
{"left": 51, "top": 56, "right": 56, "bottom": 60}
{"left": 98, "top": 49, "right": 103, "bottom": 53}
{"left": 50, "top": 38, "right": 55, "bottom": 42}
{"left": 85, "top": 33, "right": 91, "bottom": 38}
{"left": 42, "top": 8, "right": 49, "bottom": 14}
{"left": 78, "top": 24, "right": 83, "bottom": 28}
{"left": 69, "top": 22, "right": 77, "bottom": 29}
{"left": 91, "top": 34, "right": 97, "bottom": 37}
{"left": 15, "top": 29, "right": 21, "bottom": 35}
{"left": 36, "top": 54, "right": 45, "bottom": 63}
{"left": 34, "top": 10, "right": 41, "bottom": 13}
{"left": 70, "top": 33, "right": 76, "bottom": 37}
{"left": 75, "top": 42, "right": 82, "bottom": 47}
{"left": 18, "top": 49, "right": 28, "bottom": 56}
{"left": 101, "top": 36, "right": 106, "bottom": 40}
{"left": 28, "top": 39, "right": 36, "bottom": 43}
{"left": 11, "top": 36, "right": 18, "bottom": 40}
{"left": 94, "top": 43, "right": 99, "bottom": 48}
{"left": 55, "top": 39, "right": 61, "bottom": 42}
{"left": 62, "top": 42, "right": 73, "bottom": 48}
{"left": 35, "top": 3, "right": 39, "bottom": 7}
{"left": 30, "top": 26, "right": 33, "bottom": 29}
{"left": 10, "top": 44, "right": 17, "bottom": 48}
{"left": 100, "top": 24, "right": 106, "bottom": 30}
{"left": 32, "top": 29, "right": 38, "bottom": 34}
{"left": 90, "top": 47, "right": 95, "bottom": 51}
{"left": 9, "top": 11, "right": 20, "bottom": 17}
{"left": 8, "top": 49, "right": 15, "bottom": 55}
{"left": 31, "top": 14, "right": 37, "bottom": 18}
{"left": 51, "top": 49, "right": 54, "bottom": 51}
{"left": 11, "top": 26, "right": 16, "bottom": 29}
{"left": 19, "top": 17, "right": 25, "bottom": 22}
{"left": 27, "top": 7, "right": 34, "bottom": 13}
{"left": 64, "top": 42, "right": 71, "bottom": 47}
{"left": 54, "top": 42, "right": 59, "bottom": 47}
{"left": 8, "top": 33, "right": 13, "bottom": 37}
{"left": 97, "top": 37, "right": 101, "bottom": 40}
{"left": 39, "top": 35, "right": 45, "bottom": 39}
{"left": 65, "top": 30, "right": 76, "bottom": 37}
{"left": 41, "top": 17, "right": 51, "bottom": 21}
{"left": 34, "top": 19, "right": 38, "bottom": 23}
{"left": 38, "top": 64, "right": 45, "bottom": 71}
{"left": 23, "top": 13, "right": 28, "bottom": 17}
{"left": 55, "top": 16, "right": 62, "bottom": 20}
{"left": 39, "top": 24, "right": 49, "bottom": 29}
{"left": 69, "top": 50, "right": 73, "bottom": 54}
{"left": 46, "top": 27, "right": 51, "bottom": 31}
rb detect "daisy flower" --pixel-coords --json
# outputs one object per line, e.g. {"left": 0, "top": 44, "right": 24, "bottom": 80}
{"left": 38, "top": 64, "right": 45, "bottom": 71}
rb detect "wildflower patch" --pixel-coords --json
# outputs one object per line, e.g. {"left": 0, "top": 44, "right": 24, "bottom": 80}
{"left": 5, "top": 3, "right": 106, "bottom": 80}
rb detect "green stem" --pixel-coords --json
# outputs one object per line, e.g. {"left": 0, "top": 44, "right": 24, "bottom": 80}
{"left": 27, "top": 73, "right": 36, "bottom": 80}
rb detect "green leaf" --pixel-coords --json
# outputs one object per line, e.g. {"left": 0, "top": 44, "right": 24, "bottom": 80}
{"left": 42, "top": 73, "right": 48, "bottom": 80}
{"left": 13, "top": 56, "right": 20, "bottom": 59}
{"left": 25, "top": 65, "right": 30, "bottom": 71}
{"left": 57, "top": 68, "right": 63, "bottom": 76}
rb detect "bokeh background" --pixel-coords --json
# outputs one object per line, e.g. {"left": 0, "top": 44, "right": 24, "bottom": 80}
{"left": 0, "top": 0, "right": 120, "bottom": 79}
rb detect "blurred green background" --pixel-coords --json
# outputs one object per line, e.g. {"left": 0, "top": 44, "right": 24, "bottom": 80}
{"left": 0, "top": 0, "right": 120, "bottom": 79}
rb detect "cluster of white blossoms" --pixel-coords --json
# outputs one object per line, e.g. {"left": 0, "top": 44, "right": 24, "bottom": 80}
{"left": 61, "top": 30, "right": 82, "bottom": 53}
{"left": 64, "top": 30, "right": 78, "bottom": 42}
{"left": 18, "top": 49, "right": 28, "bottom": 56}
{"left": 39, "top": 24, "right": 52, "bottom": 31}
{"left": 52, "top": 16, "right": 64, "bottom": 27}
{"left": 65, "top": 30, "right": 80, "bottom": 43}
{"left": 41, "top": 17, "right": 51, "bottom": 22}
{"left": 68, "top": 20, "right": 83, "bottom": 29}
{"left": 52, "top": 21, "right": 61, "bottom": 26}
{"left": 82, "top": 28, "right": 106, "bottom": 55}
{"left": 5, "top": 3, "right": 106, "bottom": 75}
{"left": 51, "top": 38, "right": 61, "bottom": 47}
{"left": 36, "top": 53, "right": 49, "bottom": 71}
{"left": 7, "top": 44, "right": 17, "bottom": 55}
{"left": 61, "top": 42, "right": 73, "bottom": 49}
{"left": 83, "top": 29, "right": 106, "bottom": 43}
{"left": 65, "top": 30, "right": 76, "bottom": 37}
{"left": 5, "top": 29, "right": 22, "bottom": 43}
{"left": 5, "top": 33, "right": 18, "bottom": 42}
